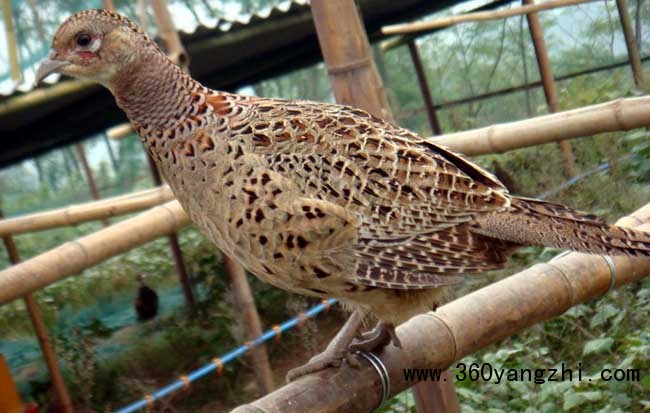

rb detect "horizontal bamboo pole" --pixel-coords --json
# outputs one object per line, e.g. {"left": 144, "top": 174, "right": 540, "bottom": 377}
{"left": 107, "top": 122, "right": 135, "bottom": 140}
{"left": 0, "top": 200, "right": 190, "bottom": 304}
{"left": 0, "top": 186, "right": 174, "bottom": 237}
{"left": 382, "top": 0, "right": 594, "bottom": 35}
{"left": 433, "top": 96, "right": 650, "bottom": 156}
{"left": 230, "top": 202, "right": 650, "bottom": 413}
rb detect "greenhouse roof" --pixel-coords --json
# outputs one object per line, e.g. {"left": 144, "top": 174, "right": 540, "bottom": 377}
{"left": 0, "top": 0, "right": 505, "bottom": 168}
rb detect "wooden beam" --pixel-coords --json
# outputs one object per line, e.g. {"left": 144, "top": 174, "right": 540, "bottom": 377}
{"left": 0, "top": 186, "right": 174, "bottom": 237}
{"left": 0, "top": 201, "right": 190, "bottom": 304}
{"left": 0, "top": 210, "right": 74, "bottom": 413}
{"left": 432, "top": 95, "right": 650, "bottom": 155}
{"left": 74, "top": 143, "right": 110, "bottom": 227}
{"left": 616, "top": 0, "right": 647, "bottom": 91}
{"left": 224, "top": 258, "right": 275, "bottom": 395}
{"left": 524, "top": 0, "right": 578, "bottom": 179}
{"left": 407, "top": 40, "right": 442, "bottom": 135}
{"left": 311, "top": 1, "right": 457, "bottom": 411}
{"left": 311, "top": 0, "right": 393, "bottom": 121}
{"left": 424, "top": 56, "right": 650, "bottom": 112}
{"left": 151, "top": 0, "right": 190, "bottom": 70}
{"left": 382, "top": 0, "right": 595, "bottom": 35}
{"left": 230, "top": 203, "right": 650, "bottom": 413}
{"left": 1, "top": 0, "right": 21, "bottom": 82}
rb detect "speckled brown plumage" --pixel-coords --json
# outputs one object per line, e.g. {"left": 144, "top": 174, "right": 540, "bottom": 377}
{"left": 40, "top": 10, "right": 650, "bottom": 377}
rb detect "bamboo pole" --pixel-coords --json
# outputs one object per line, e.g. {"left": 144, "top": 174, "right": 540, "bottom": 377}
{"left": 230, "top": 203, "right": 650, "bottom": 413}
{"left": 2, "top": 0, "right": 21, "bottom": 82}
{"left": 0, "top": 186, "right": 174, "bottom": 237}
{"left": 311, "top": 2, "right": 457, "bottom": 411}
{"left": 524, "top": 0, "right": 577, "bottom": 179}
{"left": 103, "top": 0, "right": 115, "bottom": 10}
{"left": 0, "top": 211, "right": 74, "bottom": 413}
{"left": 432, "top": 95, "right": 650, "bottom": 155}
{"left": 311, "top": 0, "right": 393, "bottom": 122}
{"left": 151, "top": 0, "right": 190, "bottom": 71}
{"left": 382, "top": 0, "right": 594, "bottom": 35}
{"left": 107, "top": 123, "right": 135, "bottom": 140}
{"left": 616, "top": 0, "right": 647, "bottom": 91}
{"left": 224, "top": 258, "right": 275, "bottom": 395}
{"left": 407, "top": 40, "right": 442, "bottom": 135}
{"left": 74, "top": 143, "right": 110, "bottom": 228}
{"left": 425, "top": 56, "right": 650, "bottom": 112}
{"left": 0, "top": 201, "right": 190, "bottom": 304}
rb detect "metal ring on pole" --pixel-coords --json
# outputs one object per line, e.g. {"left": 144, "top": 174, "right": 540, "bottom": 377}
{"left": 602, "top": 255, "right": 617, "bottom": 291}
{"left": 356, "top": 350, "right": 390, "bottom": 411}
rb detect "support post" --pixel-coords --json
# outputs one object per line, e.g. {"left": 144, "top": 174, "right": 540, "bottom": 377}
{"left": 223, "top": 258, "right": 275, "bottom": 395}
{"left": 1, "top": 0, "right": 21, "bottom": 82}
{"left": 0, "top": 210, "right": 73, "bottom": 413}
{"left": 616, "top": 0, "right": 646, "bottom": 91}
{"left": 524, "top": 0, "right": 578, "bottom": 179}
{"left": 75, "top": 143, "right": 109, "bottom": 227}
{"left": 311, "top": 0, "right": 393, "bottom": 122}
{"left": 311, "top": 1, "right": 459, "bottom": 411}
{"left": 407, "top": 40, "right": 442, "bottom": 135}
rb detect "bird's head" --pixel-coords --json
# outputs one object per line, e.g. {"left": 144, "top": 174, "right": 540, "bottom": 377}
{"left": 35, "top": 9, "right": 155, "bottom": 87}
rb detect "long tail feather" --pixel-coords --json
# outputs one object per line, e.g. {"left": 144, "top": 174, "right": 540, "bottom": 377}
{"left": 473, "top": 197, "right": 650, "bottom": 257}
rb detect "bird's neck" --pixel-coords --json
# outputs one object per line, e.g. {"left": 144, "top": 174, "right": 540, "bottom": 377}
{"left": 109, "top": 49, "right": 200, "bottom": 130}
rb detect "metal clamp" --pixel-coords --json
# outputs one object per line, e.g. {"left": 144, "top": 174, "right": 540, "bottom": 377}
{"left": 356, "top": 350, "right": 390, "bottom": 411}
{"left": 602, "top": 255, "right": 617, "bottom": 291}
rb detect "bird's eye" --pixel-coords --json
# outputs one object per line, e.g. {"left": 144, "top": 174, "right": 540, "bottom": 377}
{"left": 76, "top": 33, "right": 92, "bottom": 47}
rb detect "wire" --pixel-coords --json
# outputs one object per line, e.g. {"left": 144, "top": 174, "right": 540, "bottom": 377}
{"left": 115, "top": 298, "right": 337, "bottom": 413}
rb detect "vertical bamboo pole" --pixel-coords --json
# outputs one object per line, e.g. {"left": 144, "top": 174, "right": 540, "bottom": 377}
{"left": 146, "top": 154, "right": 196, "bottom": 312}
{"left": 407, "top": 40, "right": 442, "bottom": 135}
{"left": 75, "top": 143, "right": 110, "bottom": 227}
{"left": 311, "top": 0, "right": 393, "bottom": 122}
{"left": 151, "top": 0, "right": 190, "bottom": 71}
{"left": 524, "top": 0, "right": 578, "bottom": 179}
{"left": 0, "top": 210, "right": 73, "bottom": 413}
{"left": 102, "top": 0, "right": 115, "bottom": 10}
{"left": 223, "top": 258, "right": 275, "bottom": 395}
{"left": 616, "top": 0, "right": 646, "bottom": 91}
{"left": 311, "top": 1, "right": 459, "bottom": 412}
{"left": 2, "top": 0, "right": 21, "bottom": 82}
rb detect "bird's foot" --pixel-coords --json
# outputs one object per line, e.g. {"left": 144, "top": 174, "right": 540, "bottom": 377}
{"left": 286, "top": 309, "right": 364, "bottom": 382}
{"left": 350, "top": 321, "right": 401, "bottom": 353}
{"left": 286, "top": 344, "right": 360, "bottom": 382}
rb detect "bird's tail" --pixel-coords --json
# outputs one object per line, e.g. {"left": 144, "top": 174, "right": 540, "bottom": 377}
{"left": 473, "top": 196, "right": 650, "bottom": 257}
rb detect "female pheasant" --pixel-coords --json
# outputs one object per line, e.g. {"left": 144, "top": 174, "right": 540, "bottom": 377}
{"left": 38, "top": 10, "right": 650, "bottom": 380}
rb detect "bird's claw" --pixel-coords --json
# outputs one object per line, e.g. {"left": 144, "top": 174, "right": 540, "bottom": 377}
{"left": 350, "top": 322, "right": 401, "bottom": 353}
{"left": 286, "top": 347, "right": 360, "bottom": 382}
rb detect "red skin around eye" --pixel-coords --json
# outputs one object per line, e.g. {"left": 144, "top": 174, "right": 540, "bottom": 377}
{"left": 77, "top": 51, "right": 97, "bottom": 59}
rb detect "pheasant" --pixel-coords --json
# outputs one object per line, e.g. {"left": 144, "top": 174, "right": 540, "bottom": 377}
{"left": 37, "top": 10, "right": 650, "bottom": 381}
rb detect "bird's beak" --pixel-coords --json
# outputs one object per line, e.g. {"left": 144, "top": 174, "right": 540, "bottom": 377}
{"left": 35, "top": 51, "right": 69, "bottom": 86}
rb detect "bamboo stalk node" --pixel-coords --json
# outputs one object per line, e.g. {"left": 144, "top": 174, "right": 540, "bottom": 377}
{"left": 327, "top": 56, "right": 372, "bottom": 75}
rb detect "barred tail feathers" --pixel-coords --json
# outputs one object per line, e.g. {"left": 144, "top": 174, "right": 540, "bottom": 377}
{"left": 473, "top": 197, "right": 650, "bottom": 257}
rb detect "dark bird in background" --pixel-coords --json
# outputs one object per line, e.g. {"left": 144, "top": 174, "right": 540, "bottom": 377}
{"left": 37, "top": 10, "right": 650, "bottom": 381}
{"left": 135, "top": 273, "right": 158, "bottom": 321}
{"left": 491, "top": 160, "right": 521, "bottom": 195}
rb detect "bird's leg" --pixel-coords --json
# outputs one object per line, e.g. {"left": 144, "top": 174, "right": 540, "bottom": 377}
{"left": 286, "top": 309, "right": 364, "bottom": 382}
{"left": 350, "top": 321, "right": 401, "bottom": 352}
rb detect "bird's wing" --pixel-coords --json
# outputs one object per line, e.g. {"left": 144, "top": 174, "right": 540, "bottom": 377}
{"left": 236, "top": 96, "right": 511, "bottom": 236}
{"left": 209, "top": 93, "right": 516, "bottom": 289}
